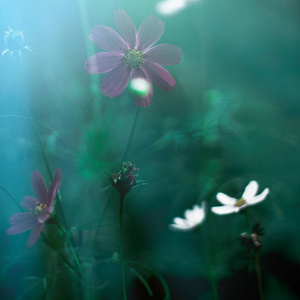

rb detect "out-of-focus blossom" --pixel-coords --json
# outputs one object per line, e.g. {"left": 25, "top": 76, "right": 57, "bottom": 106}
{"left": 111, "top": 162, "right": 138, "bottom": 197}
{"left": 2, "top": 27, "right": 33, "bottom": 57}
{"left": 169, "top": 202, "right": 206, "bottom": 231}
{"left": 156, "top": 0, "right": 199, "bottom": 16}
{"left": 211, "top": 181, "right": 269, "bottom": 215}
{"left": 84, "top": 9, "right": 182, "bottom": 107}
{"left": 6, "top": 169, "right": 61, "bottom": 247}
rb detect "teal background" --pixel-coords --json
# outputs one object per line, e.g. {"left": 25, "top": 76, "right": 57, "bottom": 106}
{"left": 0, "top": 0, "right": 300, "bottom": 299}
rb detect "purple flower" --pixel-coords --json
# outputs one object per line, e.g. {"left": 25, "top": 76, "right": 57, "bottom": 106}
{"left": 6, "top": 169, "right": 62, "bottom": 247}
{"left": 84, "top": 9, "right": 182, "bottom": 107}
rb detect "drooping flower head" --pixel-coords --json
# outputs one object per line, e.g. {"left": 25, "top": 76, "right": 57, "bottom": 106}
{"left": 169, "top": 202, "right": 206, "bottom": 231}
{"left": 2, "top": 27, "right": 32, "bottom": 57}
{"left": 6, "top": 169, "right": 61, "bottom": 247}
{"left": 84, "top": 9, "right": 182, "bottom": 107}
{"left": 211, "top": 181, "right": 269, "bottom": 215}
{"left": 111, "top": 162, "right": 138, "bottom": 197}
{"left": 239, "top": 223, "right": 264, "bottom": 252}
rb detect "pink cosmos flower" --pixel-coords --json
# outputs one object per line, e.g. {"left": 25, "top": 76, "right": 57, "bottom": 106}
{"left": 84, "top": 9, "right": 182, "bottom": 107}
{"left": 6, "top": 169, "right": 61, "bottom": 247}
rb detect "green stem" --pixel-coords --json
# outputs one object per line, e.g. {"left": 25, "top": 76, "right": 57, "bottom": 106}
{"left": 119, "top": 194, "right": 127, "bottom": 300}
{"left": 122, "top": 107, "right": 140, "bottom": 162}
{"left": 41, "top": 232, "right": 75, "bottom": 271}
{"left": 0, "top": 184, "right": 23, "bottom": 212}
{"left": 202, "top": 234, "right": 219, "bottom": 300}
{"left": 255, "top": 252, "right": 264, "bottom": 300}
{"left": 100, "top": 107, "right": 140, "bottom": 220}
{"left": 243, "top": 210, "right": 264, "bottom": 299}
{"left": 56, "top": 222, "right": 82, "bottom": 274}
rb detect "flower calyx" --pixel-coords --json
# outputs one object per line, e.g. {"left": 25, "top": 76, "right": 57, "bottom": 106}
{"left": 239, "top": 223, "right": 264, "bottom": 252}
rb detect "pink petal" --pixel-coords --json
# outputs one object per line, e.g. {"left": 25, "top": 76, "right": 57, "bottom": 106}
{"left": 142, "top": 62, "right": 176, "bottom": 91}
{"left": 9, "top": 212, "right": 36, "bottom": 225}
{"left": 144, "top": 44, "right": 182, "bottom": 65}
{"left": 131, "top": 68, "right": 153, "bottom": 107}
{"left": 85, "top": 52, "right": 124, "bottom": 74}
{"left": 89, "top": 25, "right": 128, "bottom": 53}
{"left": 47, "top": 168, "right": 62, "bottom": 207}
{"left": 114, "top": 10, "right": 137, "bottom": 49}
{"left": 37, "top": 211, "right": 50, "bottom": 223}
{"left": 31, "top": 171, "right": 48, "bottom": 204}
{"left": 7, "top": 215, "right": 37, "bottom": 235}
{"left": 100, "top": 63, "right": 132, "bottom": 98}
{"left": 27, "top": 223, "right": 43, "bottom": 247}
{"left": 22, "top": 196, "right": 38, "bottom": 210}
{"left": 137, "top": 16, "right": 165, "bottom": 51}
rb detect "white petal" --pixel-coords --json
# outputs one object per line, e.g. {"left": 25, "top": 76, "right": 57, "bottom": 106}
{"left": 248, "top": 188, "right": 269, "bottom": 205}
{"left": 173, "top": 217, "right": 188, "bottom": 226}
{"left": 211, "top": 205, "right": 238, "bottom": 215}
{"left": 242, "top": 181, "right": 258, "bottom": 201}
{"left": 193, "top": 205, "right": 205, "bottom": 223}
{"left": 216, "top": 193, "right": 237, "bottom": 205}
{"left": 184, "top": 208, "right": 194, "bottom": 221}
{"left": 169, "top": 223, "right": 194, "bottom": 231}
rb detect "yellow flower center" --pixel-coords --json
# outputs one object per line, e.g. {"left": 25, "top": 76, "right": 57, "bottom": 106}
{"left": 235, "top": 198, "right": 247, "bottom": 208}
{"left": 33, "top": 202, "right": 46, "bottom": 216}
{"left": 123, "top": 49, "right": 144, "bottom": 69}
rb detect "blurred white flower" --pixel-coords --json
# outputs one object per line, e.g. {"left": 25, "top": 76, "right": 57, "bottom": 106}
{"left": 156, "top": 0, "right": 186, "bottom": 16}
{"left": 156, "top": 0, "right": 199, "bottom": 16}
{"left": 211, "top": 181, "right": 269, "bottom": 215}
{"left": 2, "top": 27, "right": 33, "bottom": 58}
{"left": 169, "top": 202, "right": 206, "bottom": 231}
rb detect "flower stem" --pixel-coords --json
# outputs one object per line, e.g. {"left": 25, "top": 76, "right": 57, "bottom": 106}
{"left": 100, "top": 107, "right": 140, "bottom": 220}
{"left": 255, "top": 252, "right": 264, "bottom": 300}
{"left": 243, "top": 210, "right": 264, "bottom": 300}
{"left": 122, "top": 107, "right": 140, "bottom": 162}
{"left": 56, "top": 222, "right": 82, "bottom": 274}
{"left": 119, "top": 194, "right": 127, "bottom": 300}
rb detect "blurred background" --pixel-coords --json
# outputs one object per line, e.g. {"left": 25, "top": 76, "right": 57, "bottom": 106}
{"left": 0, "top": 0, "right": 300, "bottom": 299}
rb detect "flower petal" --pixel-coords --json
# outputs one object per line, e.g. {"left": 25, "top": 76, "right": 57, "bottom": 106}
{"left": 216, "top": 193, "right": 237, "bottom": 205}
{"left": 114, "top": 10, "right": 137, "bottom": 49}
{"left": 248, "top": 188, "right": 269, "bottom": 205}
{"left": 7, "top": 215, "right": 37, "bottom": 235}
{"left": 131, "top": 68, "right": 153, "bottom": 107}
{"left": 137, "top": 16, "right": 165, "bottom": 51}
{"left": 144, "top": 44, "right": 182, "bottom": 65}
{"left": 211, "top": 205, "right": 239, "bottom": 215}
{"left": 22, "top": 196, "right": 38, "bottom": 211}
{"left": 47, "top": 168, "right": 62, "bottom": 207}
{"left": 169, "top": 223, "right": 194, "bottom": 231}
{"left": 173, "top": 217, "right": 188, "bottom": 226}
{"left": 101, "top": 63, "right": 132, "bottom": 98}
{"left": 84, "top": 52, "right": 124, "bottom": 74}
{"left": 142, "top": 62, "right": 176, "bottom": 91}
{"left": 31, "top": 171, "right": 48, "bottom": 204}
{"left": 242, "top": 181, "right": 259, "bottom": 201}
{"left": 27, "top": 223, "right": 43, "bottom": 247}
{"left": 192, "top": 204, "right": 205, "bottom": 223}
{"left": 9, "top": 212, "right": 36, "bottom": 225}
{"left": 89, "top": 25, "right": 128, "bottom": 53}
{"left": 37, "top": 211, "right": 50, "bottom": 223}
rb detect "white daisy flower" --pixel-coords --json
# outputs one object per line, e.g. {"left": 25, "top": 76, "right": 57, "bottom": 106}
{"left": 169, "top": 202, "right": 206, "bottom": 231}
{"left": 211, "top": 181, "right": 269, "bottom": 215}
